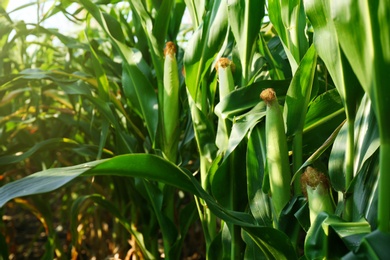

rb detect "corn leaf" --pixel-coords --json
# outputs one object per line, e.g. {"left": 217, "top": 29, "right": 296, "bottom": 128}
{"left": 184, "top": 0, "right": 228, "bottom": 102}
{"left": 329, "top": 95, "right": 379, "bottom": 192}
{"left": 246, "top": 124, "right": 272, "bottom": 226}
{"left": 305, "top": 212, "right": 371, "bottom": 259}
{"left": 0, "top": 153, "right": 298, "bottom": 257}
{"left": 343, "top": 230, "right": 390, "bottom": 259}
{"left": 268, "top": 0, "right": 308, "bottom": 72}
{"left": 129, "top": 0, "right": 164, "bottom": 79}
{"left": 304, "top": 0, "right": 363, "bottom": 119}
{"left": 187, "top": 93, "right": 217, "bottom": 164}
{"left": 331, "top": 0, "right": 390, "bottom": 233}
{"left": 153, "top": 0, "right": 175, "bottom": 45}
{"left": 227, "top": 0, "right": 264, "bottom": 84}
{"left": 243, "top": 226, "right": 297, "bottom": 259}
{"left": 78, "top": 0, "right": 158, "bottom": 142}
{"left": 284, "top": 44, "right": 317, "bottom": 136}
{"left": 210, "top": 143, "right": 248, "bottom": 211}
{"left": 214, "top": 79, "right": 290, "bottom": 120}
{"left": 224, "top": 102, "right": 266, "bottom": 160}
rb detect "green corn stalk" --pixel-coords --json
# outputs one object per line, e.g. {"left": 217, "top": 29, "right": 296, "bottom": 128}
{"left": 301, "top": 166, "right": 335, "bottom": 224}
{"left": 215, "top": 58, "right": 245, "bottom": 258}
{"left": 162, "top": 41, "right": 180, "bottom": 162}
{"left": 260, "top": 88, "right": 291, "bottom": 224}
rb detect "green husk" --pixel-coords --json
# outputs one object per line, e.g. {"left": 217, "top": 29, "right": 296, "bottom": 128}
{"left": 215, "top": 57, "right": 235, "bottom": 152}
{"left": 301, "top": 166, "right": 335, "bottom": 224}
{"left": 260, "top": 88, "right": 291, "bottom": 223}
{"left": 163, "top": 41, "right": 180, "bottom": 162}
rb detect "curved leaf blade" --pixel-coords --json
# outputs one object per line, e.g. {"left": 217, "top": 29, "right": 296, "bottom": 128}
{"left": 284, "top": 44, "right": 317, "bottom": 136}
{"left": 227, "top": 0, "right": 264, "bottom": 84}
{"left": 0, "top": 154, "right": 258, "bottom": 227}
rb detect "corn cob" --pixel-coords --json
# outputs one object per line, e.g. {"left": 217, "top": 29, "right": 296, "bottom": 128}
{"left": 301, "top": 166, "right": 335, "bottom": 224}
{"left": 260, "top": 88, "right": 291, "bottom": 221}
{"left": 215, "top": 58, "right": 235, "bottom": 152}
{"left": 163, "top": 41, "right": 180, "bottom": 162}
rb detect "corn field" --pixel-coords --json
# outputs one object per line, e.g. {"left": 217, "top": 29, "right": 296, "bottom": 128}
{"left": 0, "top": 0, "right": 389, "bottom": 259}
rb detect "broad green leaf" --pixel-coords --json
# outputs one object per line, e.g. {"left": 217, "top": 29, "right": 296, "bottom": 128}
{"left": 294, "top": 200, "right": 310, "bottom": 232}
{"left": 121, "top": 51, "right": 146, "bottom": 117}
{"left": 258, "top": 33, "right": 287, "bottom": 80}
{"left": 141, "top": 181, "right": 179, "bottom": 254}
{"left": 305, "top": 212, "right": 371, "bottom": 259}
{"left": 129, "top": 0, "right": 164, "bottom": 80}
{"left": 329, "top": 95, "right": 379, "bottom": 192}
{"left": 0, "top": 160, "right": 102, "bottom": 208}
{"left": 331, "top": 3, "right": 390, "bottom": 232}
{"left": 122, "top": 62, "right": 158, "bottom": 141}
{"left": 78, "top": 0, "right": 158, "bottom": 142}
{"left": 246, "top": 124, "right": 272, "bottom": 226}
{"left": 101, "top": 12, "right": 125, "bottom": 42}
{"left": 332, "top": 0, "right": 390, "bottom": 232}
{"left": 304, "top": 0, "right": 363, "bottom": 119}
{"left": 243, "top": 226, "right": 298, "bottom": 259}
{"left": 291, "top": 119, "right": 345, "bottom": 184}
{"left": 187, "top": 93, "right": 217, "bottom": 165}
{"left": 227, "top": 0, "right": 264, "bottom": 84}
{"left": 268, "top": 0, "right": 308, "bottom": 72}
{"left": 243, "top": 230, "right": 267, "bottom": 259}
{"left": 221, "top": 224, "right": 232, "bottom": 259}
{"left": 208, "top": 232, "right": 223, "bottom": 259}
{"left": 153, "top": 0, "right": 175, "bottom": 44}
{"left": 0, "top": 152, "right": 298, "bottom": 257}
{"left": 331, "top": 0, "right": 390, "bottom": 108}
{"left": 284, "top": 44, "right": 317, "bottom": 136}
{"left": 302, "top": 88, "right": 345, "bottom": 154}
{"left": 0, "top": 154, "right": 258, "bottom": 228}
{"left": 278, "top": 196, "right": 307, "bottom": 249}
{"left": 168, "top": 0, "right": 187, "bottom": 40}
{"left": 87, "top": 33, "right": 110, "bottom": 102}
{"left": 224, "top": 102, "right": 266, "bottom": 160}
{"left": 210, "top": 143, "right": 248, "bottom": 211}
{"left": 214, "top": 79, "right": 290, "bottom": 120}
{"left": 352, "top": 95, "right": 379, "bottom": 175}
{"left": 351, "top": 150, "right": 379, "bottom": 228}
{"left": 328, "top": 120, "right": 349, "bottom": 192}
{"left": 168, "top": 200, "right": 198, "bottom": 259}
{"left": 303, "top": 89, "right": 344, "bottom": 133}
{"left": 343, "top": 230, "right": 390, "bottom": 260}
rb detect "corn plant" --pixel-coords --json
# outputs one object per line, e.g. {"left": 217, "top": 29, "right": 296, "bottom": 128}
{"left": 1, "top": 0, "right": 389, "bottom": 259}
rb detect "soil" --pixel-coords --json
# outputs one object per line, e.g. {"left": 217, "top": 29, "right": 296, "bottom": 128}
{"left": 1, "top": 198, "right": 206, "bottom": 260}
